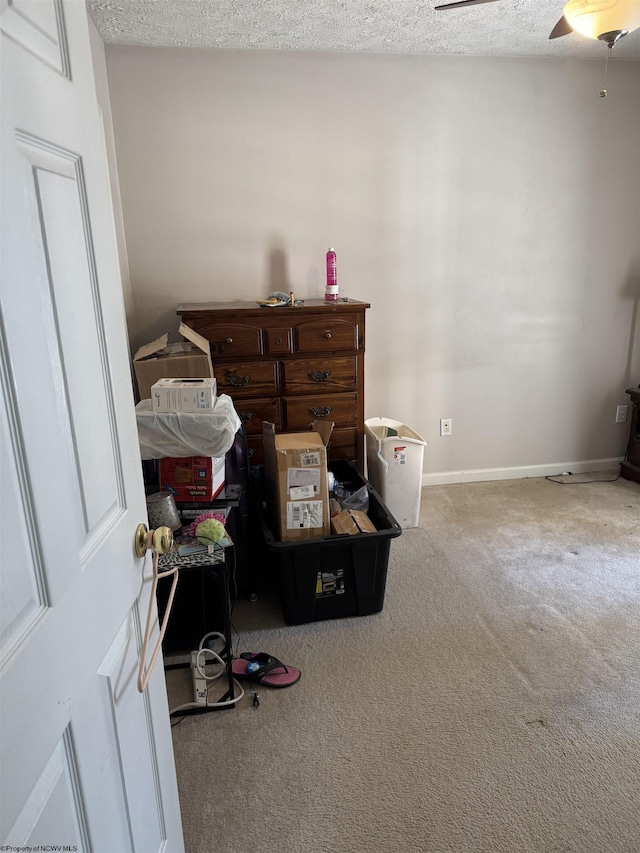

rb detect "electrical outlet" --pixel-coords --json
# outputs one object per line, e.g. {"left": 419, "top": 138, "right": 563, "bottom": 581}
{"left": 616, "top": 405, "right": 628, "bottom": 424}
{"left": 440, "top": 417, "right": 452, "bottom": 436}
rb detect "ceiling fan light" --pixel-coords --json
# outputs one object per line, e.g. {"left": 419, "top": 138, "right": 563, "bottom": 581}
{"left": 562, "top": 0, "right": 640, "bottom": 39}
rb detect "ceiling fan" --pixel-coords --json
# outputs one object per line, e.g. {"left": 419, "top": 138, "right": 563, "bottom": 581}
{"left": 434, "top": 0, "right": 640, "bottom": 48}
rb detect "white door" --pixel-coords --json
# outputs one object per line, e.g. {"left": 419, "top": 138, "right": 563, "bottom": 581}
{"left": 1, "top": 1, "right": 184, "bottom": 850}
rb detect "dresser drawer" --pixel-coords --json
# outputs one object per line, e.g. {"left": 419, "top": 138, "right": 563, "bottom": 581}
{"left": 264, "top": 327, "right": 293, "bottom": 355}
{"left": 234, "top": 397, "right": 281, "bottom": 435}
{"left": 294, "top": 318, "right": 360, "bottom": 353}
{"left": 284, "top": 393, "right": 357, "bottom": 430}
{"left": 248, "top": 428, "right": 356, "bottom": 468}
{"left": 247, "top": 429, "right": 358, "bottom": 465}
{"left": 190, "top": 322, "right": 263, "bottom": 357}
{"left": 327, "top": 428, "right": 358, "bottom": 462}
{"left": 216, "top": 361, "right": 279, "bottom": 398}
{"left": 247, "top": 436, "right": 265, "bottom": 466}
{"left": 282, "top": 357, "right": 357, "bottom": 395}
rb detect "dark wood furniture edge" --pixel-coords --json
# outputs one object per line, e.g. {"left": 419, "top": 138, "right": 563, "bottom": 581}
{"left": 620, "top": 386, "right": 640, "bottom": 483}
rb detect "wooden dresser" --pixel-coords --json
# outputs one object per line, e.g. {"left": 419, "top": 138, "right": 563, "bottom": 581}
{"left": 177, "top": 299, "right": 370, "bottom": 471}
{"left": 620, "top": 386, "right": 640, "bottom": 483}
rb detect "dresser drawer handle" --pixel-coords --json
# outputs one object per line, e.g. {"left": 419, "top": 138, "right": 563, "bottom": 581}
{"left": 239, "top": 412, "right": 254, "bottom": 423}
{"left": 323, "top": 330, "right": 332, "bottom": 340}
{"left": 308, "top": 370, "right": 331, "bottom": 382}
{"left": 225, "top": 337, "right": 233, "bottom": 344}
{"left": 309, "top": 406, "right": 332, "bottom": 417}
{"left": 226, "top": 373, "right": 251, "bottom": 387}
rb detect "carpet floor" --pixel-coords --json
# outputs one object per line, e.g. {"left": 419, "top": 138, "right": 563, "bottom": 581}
{"left": 166, "top": 472, "right": 640, "bottom": 853}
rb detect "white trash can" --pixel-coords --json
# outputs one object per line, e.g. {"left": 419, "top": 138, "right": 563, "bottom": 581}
{"left": 365, "top": 417, "right": 426, "bottom": 529}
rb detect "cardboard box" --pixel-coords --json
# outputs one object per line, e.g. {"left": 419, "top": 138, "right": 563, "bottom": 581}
{"left": 263, "top": 420, "right": 334, "bottom": 543}
{"left": 151, "top": 377, "right": 217, "bottom": 413}
{"left": 158, "top": 455, "right": 225, "bottom": 502}
{"left": 331, "top": 508, "right": 377, "bottom": 536}
{"left": 133, "top": 323, "right": 213, "bottom": 401}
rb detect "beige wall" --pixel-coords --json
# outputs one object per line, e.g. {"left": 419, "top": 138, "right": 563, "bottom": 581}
{"left": 104, "top": 45, "right": 640, "bottom": 481}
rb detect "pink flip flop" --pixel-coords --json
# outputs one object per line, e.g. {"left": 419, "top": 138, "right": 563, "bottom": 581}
{"left": 231, "top": 653, "right": 301, "bottom": 688}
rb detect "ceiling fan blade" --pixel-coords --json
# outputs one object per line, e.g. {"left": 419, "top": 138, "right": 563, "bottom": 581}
{"left": 434, "top": 0, "right": 501, "bottom": 10}
{"left": 549, "top": 15, "right": 574, "bottom": 39}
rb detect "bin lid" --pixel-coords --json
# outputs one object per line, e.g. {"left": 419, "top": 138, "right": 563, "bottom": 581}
{"left": 365, "top": 418, "right": 426, "bottom": 445}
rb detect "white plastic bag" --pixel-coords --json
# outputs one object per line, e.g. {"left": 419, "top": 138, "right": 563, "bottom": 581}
{"left": 136, "top": 395, "right": 241, "bottom": 459}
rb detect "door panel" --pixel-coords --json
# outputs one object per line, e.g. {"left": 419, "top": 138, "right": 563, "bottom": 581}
{"left": 3, "top": 732, "right": 89, "bottom": 850}
{"left": 0, "top": 389, "right": 48, "bottom": 666}
{"left": 97, "top": 612, "right": 168, "bottom": 851}
{"left": 0, "top": 0, "right": 71, "bottom": 76}
{"left": 18, "top": 135, "right": 123, "bottom": 538}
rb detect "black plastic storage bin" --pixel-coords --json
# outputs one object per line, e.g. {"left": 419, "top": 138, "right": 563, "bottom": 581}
{"left": 260, "top": 460, "right": 402, "bottom": 625}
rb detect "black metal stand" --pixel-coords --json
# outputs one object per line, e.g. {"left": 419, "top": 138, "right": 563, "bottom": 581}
{"left": 158, "top": 493, "right": 241, "bottom": 716}
{"left": 164, "top": 549, "right": 236, "bottom": 717}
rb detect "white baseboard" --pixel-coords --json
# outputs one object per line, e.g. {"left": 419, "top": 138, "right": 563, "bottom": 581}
{"left": 422, "top": 458, "right": 623, "bottom": 487}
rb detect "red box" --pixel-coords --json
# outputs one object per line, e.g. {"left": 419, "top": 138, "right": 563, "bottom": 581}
{"left": 158, "top": 456, "right": 225, "bottom": 502}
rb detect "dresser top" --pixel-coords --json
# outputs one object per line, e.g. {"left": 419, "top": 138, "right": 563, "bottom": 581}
{"left": 177, "top": 298, "right": 370, "bottom": 315}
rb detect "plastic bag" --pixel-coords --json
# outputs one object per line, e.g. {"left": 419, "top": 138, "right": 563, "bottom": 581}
{"left": 341, "top": 485, "right": 369, "bottom": 513}
{"left": 136, "top": 395, "right": 241, "bottom": 459}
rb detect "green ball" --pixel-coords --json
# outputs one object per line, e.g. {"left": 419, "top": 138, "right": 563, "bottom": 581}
{"left": 195, "top": 518, "right": 225, "bottom": 544}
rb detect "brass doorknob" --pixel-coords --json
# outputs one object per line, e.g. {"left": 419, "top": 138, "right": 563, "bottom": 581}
{"left": 135, "top": 524, "right": 174, "bottom": 558}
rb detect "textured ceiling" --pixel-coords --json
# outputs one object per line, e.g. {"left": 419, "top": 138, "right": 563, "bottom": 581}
{"left": 87, "top": 0, "right": 640, "bottom": 60}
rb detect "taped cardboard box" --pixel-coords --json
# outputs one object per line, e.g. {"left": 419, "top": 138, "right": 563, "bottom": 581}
{"left": 263, "top": 420, "right": 334, "bottom": 543}
{"left": 133, "top": 323, "right": 213, "bottom": 401}
{"left": 331, "top": 508, "right": 377, "bottom": 536}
